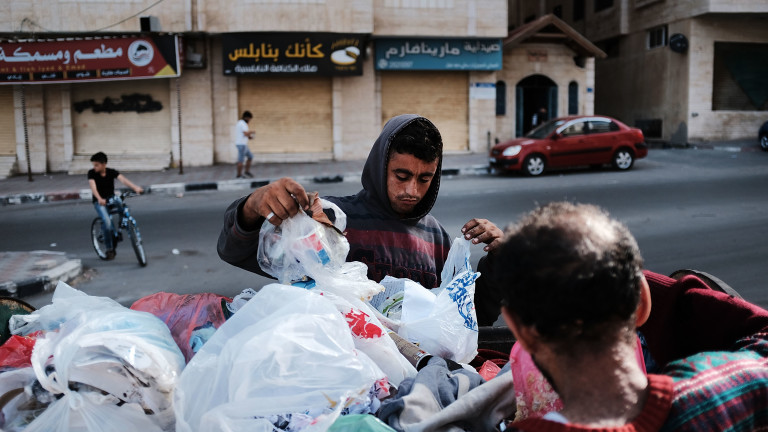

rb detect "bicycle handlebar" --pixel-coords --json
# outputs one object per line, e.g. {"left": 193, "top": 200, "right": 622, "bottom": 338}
{"left": 119, "top": 190, "right": 143, "bottom": 199}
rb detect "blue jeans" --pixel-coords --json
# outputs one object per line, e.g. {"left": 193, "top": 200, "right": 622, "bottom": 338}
{"left": 93, "top": 196, "right": 122, "bottom": 250}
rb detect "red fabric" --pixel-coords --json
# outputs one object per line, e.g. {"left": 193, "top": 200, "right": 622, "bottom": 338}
{"left": 470, "top": 348, "right": 509, "bottom": 369}
{"left": 0, "top": 335, "right": 36, "bottom": 369}
{"left": 131, "top": 292, "right": 231, "bottom": 363}
{"left": 507, "top": 375, "right": 673, "bottom": 432}
{"left": 639, "top": 271, "right": 768, "bottom": 367}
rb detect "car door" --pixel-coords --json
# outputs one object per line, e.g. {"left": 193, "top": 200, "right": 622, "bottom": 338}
{"left": 548, "top": 119, "right": 592, "bottom": 167}
{"left": 583, "top": 119, "right": 621, "bottom": 164}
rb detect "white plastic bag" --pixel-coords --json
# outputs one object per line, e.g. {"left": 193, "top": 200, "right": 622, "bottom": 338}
{"left": 5, "top": 282, "right": 184, "bottom": 432}
{"left": 257, "top": 202, "right": 383, "bottom": 301}
{"left": 378, "top": 238, "right": 480, "bottom": 364}
{"left": 174, "top": 284, "right": 386, "bottom": 432}
{"left": 318, "top": 290, "right": 416, "bottom": 387}
{"left": 257, "top": 199, "right": 348, "bottom": 284}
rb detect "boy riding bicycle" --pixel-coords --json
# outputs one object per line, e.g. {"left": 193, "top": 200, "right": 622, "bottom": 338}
{"left": 87, "top": 152, "right": 144, "bottom": 260}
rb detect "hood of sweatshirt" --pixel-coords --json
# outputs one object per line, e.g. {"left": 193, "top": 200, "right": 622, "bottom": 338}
{"left": 360, "top": 114, "right": 443, "bottom": 221}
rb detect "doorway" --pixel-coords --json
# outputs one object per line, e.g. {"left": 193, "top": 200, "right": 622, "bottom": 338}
{"left": 516, "top": 75, "right": 558, "bottom": 136}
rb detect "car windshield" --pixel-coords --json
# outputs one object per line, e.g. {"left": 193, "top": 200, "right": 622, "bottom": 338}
{"left": 526, "top": 119, "right": 566, "bottom": 139}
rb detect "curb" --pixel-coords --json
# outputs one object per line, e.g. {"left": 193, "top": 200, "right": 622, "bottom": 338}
{"left": 0, "top": 257, "right": 82, "bottom": 298}
{"left": 0, "top": 165, "right": 489, "bottom": 206}
{"left": 688, "top": 144, "right": 762, "bottom": 153}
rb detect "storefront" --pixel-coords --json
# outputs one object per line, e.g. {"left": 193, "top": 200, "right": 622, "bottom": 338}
{"left": 222, "top": 33, "right": 366, "bottom": 159}
{"left": 375, "top": 38, "right": 502, "bottom": 152}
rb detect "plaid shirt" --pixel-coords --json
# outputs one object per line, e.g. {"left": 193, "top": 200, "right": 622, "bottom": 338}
{"left": 660, "top": 332, "right": 768, "bottom": 431}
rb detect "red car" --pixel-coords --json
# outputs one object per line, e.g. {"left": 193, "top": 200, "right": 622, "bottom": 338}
{"left": 489, "top": 115, "right": 648, "bottom": 176}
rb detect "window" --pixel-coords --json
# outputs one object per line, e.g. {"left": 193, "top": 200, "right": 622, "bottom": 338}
{"left": 595, "top": 0, "right": 613, "bottom": 12}
{"left": 568, "top": 82, "right": 578, "bottom": 115}
{"left": 712, "top": 42, "right": 768, "bottom": 111}
{"left": 588, "top": 120, "right": 618, "bottom": 133}
{"left": 561, "top": 121, "right": 588, "bottom": 137}
{"left": 573, "top": 0, "right": 585, "bottom": 21}
{"left": 647, "top": 25, "right": 667, "bottom": 50}
{"left": 496, "top": 81, "right": 506, "bottom": 116}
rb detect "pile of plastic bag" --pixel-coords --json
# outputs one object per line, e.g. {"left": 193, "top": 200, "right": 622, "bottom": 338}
{"left": 0, "top": 282, "right": 184, "bottom": 431}
{"left": 0, "top": 199, "right": 485, "bottom": 431}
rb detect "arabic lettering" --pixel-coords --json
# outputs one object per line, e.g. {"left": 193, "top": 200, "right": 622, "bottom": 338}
{"left": 285, "top": 39, "right": 324, "bottom": 58}
{"left": 72, "top": 45, "right": 123, "bottom": 64}
{"left": 231, "top": 64, "right": 319, "bottom": 74}
{"left": 463, "top": 41, "right": 501, "bottom": 54}
{"left": 100, "top": 68, "right": 130, "bottom": 77}
{"left": 227, "top": 43, "right": 280, "bottom": 62}
{"left": 0, "top": 45, "right": 124, "bottom": 65}
{"left": 73, "top": 93, "right": 162, "bottom": 114}
{"left": 383, "top": 41, "right": 464, "bottom": 60}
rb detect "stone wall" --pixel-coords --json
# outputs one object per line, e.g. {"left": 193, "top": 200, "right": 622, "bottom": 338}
{"left": 495, "top": 44, "right": 594, "bottom": 143}
{"left": 374, "top": 0, "right": 507, "bottom": 37}
{"left": 687, "top": 15, "right": 768, "bottom": 142}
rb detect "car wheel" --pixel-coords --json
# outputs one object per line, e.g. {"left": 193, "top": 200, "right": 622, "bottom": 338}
{"left": 612, "top": 148, "right": 634, "bottom": 170}
{"left": 761, "top": 134, "right": 768, "bottom": 151}
{"left": 523, "top": 155, "right": 545, "bottom": 176}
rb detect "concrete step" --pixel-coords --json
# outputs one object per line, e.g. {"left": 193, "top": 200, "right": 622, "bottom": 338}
{"left": 68, "top": 154, "right": 172, "bottom": 175}
{"left": 0, "top": 156, "right": 17, "bottom": 180}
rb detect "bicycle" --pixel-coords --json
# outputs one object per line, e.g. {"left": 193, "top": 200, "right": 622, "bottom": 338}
{"left": 90, "top": 191, "right": 147, "bottom": 266}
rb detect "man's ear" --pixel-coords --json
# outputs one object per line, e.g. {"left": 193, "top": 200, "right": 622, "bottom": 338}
{"left": 635, "top": 275, "right": 652, "bottom": 328}
{"left": 501, "top": 305, "right": 539, "bottom": 354}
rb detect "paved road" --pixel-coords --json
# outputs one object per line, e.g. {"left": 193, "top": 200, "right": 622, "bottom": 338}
{"left": 3, "top": 147, "right": 767, "bottom": 313}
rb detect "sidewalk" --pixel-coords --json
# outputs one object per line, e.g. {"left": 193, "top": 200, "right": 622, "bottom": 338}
{"left": 0, "top": 153, "right": 490, "bottom": 205}
{"left": 0, "top": 138, "right": 761, "bottom": 205}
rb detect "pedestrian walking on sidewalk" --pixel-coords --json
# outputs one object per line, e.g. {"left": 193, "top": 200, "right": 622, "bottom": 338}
{"left": 87, "top": 152, "right": 143, "bottom": 260}
{"left": 234, "top": 110, "right": 255, "bottom": 179}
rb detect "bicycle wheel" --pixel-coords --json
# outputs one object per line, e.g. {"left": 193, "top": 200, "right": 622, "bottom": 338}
{"left": 127, "top": 219, "right": 147, "bottom": 267}
{"left": 91, "top": 218, "right": 110, "bottom": 260}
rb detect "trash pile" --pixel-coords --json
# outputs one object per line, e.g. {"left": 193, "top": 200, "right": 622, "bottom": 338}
{"left": 0, "top": 199, "right": 509, "bottom": 431}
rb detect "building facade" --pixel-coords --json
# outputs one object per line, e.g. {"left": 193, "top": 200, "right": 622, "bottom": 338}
{"left": 1, "top": 0, "right": 602, "bottom": 177}
{"left": 513, "top": 0, "right": 768, "bottom": 145}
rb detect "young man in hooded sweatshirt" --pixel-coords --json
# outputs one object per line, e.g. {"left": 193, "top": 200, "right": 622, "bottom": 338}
{"left": 217, "top": 114, "right": 502, "bottom": 289}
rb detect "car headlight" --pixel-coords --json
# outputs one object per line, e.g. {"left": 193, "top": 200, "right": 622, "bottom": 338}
{"left": 502, "top": 145, "right": 522, "bottom": 157}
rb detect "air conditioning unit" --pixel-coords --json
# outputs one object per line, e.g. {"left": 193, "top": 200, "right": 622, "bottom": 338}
{"left": 140, "top": 16, "right": 161, "bottom": 32}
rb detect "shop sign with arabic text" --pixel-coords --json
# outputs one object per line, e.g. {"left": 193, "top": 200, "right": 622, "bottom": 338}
{"left": 375, "top": 38, "right": 502, "bottom": 71}
{"left": 0, "top": 35, "right": 181, "bottom": 84}
{"left": 0, "top": 36, "right": 181, "bottom": 84}
{"left": 222, "top": 33, "right": 367, "bottom": 76}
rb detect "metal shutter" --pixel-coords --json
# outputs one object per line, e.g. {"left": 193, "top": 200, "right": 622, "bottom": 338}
{"left": 238, "top": 76, "right": 333, "bottom": 155}
{"left": 381, "top": 72, "right": 469, "bottom": 152}
{"left": 71, "top": 80, "right": 171, "bottom": 156}
{"left": 0, "top": 87, "right": 16, "bottom": 156}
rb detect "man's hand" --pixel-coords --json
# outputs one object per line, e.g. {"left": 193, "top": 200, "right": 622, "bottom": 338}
{"left": 461, "top": 218, "right": 504, "bottom": 253}
{"left": 242, "top": 177, "right": 310, "bottom": 229}
{"left": 134, "top": 186, "right": 144, "bottom": 194}
{"left": 97, "top": 197, "right": 107, "bottom": 206}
